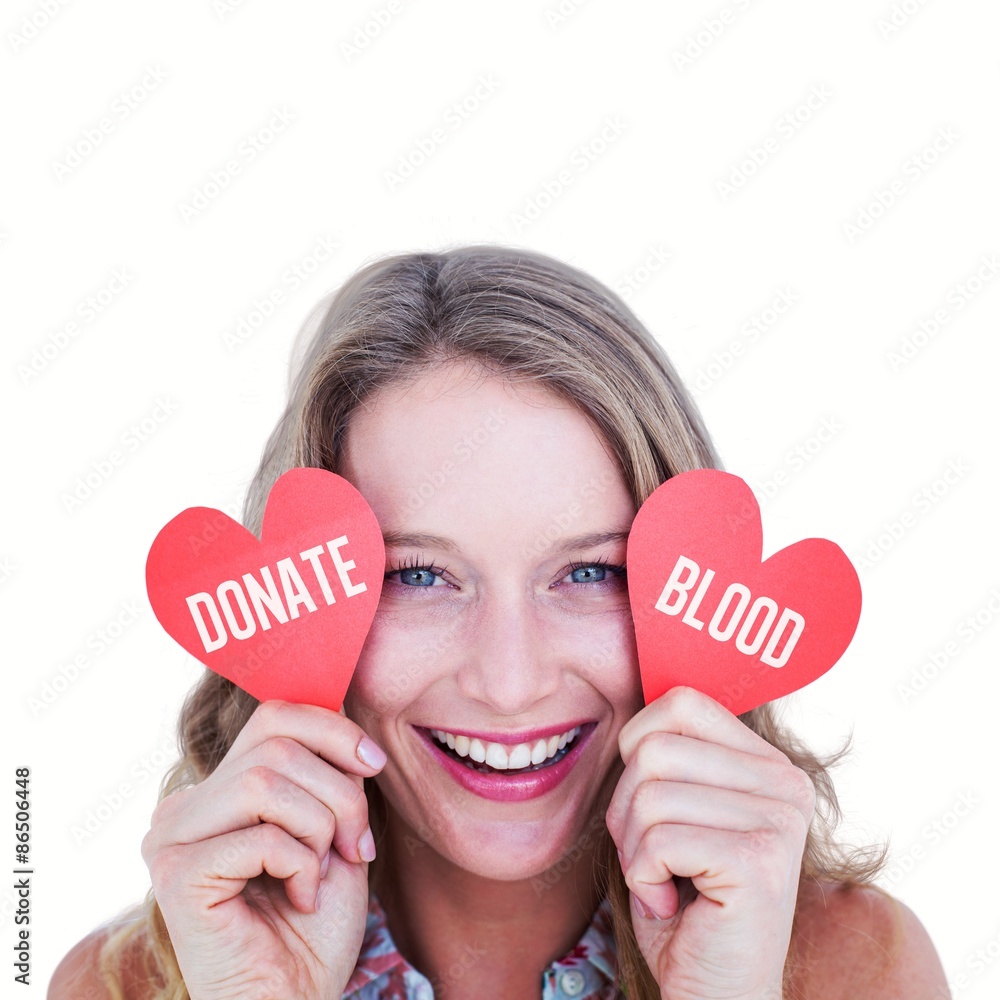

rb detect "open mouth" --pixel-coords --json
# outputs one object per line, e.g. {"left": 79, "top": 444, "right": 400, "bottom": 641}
{"left": 424, "top": 723, "right": 594, "bottom": 776}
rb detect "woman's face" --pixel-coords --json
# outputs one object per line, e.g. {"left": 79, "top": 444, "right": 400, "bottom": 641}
{"left": 341, "top": 361, "right": 644, "bottom": 880}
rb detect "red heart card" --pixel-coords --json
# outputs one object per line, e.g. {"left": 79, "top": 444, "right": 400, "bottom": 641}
{"left": 627, "top": 469, "right": 861, "bottom": 715}
{"left": 146, "top": 468, "right": 384, "bottom": 711}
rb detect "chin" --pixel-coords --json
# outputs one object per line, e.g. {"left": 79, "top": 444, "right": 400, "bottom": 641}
{"left": 440, "top": 803, "right": 608, "bottom": 884}
{"left": 399, "top": 783, "right": 614, "bottom": 882}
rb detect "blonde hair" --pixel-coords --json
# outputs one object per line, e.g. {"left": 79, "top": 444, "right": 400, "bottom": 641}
{"left": 100, "top": 244, "right": 887, "bottom": 999}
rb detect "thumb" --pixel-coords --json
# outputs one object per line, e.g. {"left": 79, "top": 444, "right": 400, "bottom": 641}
{"left": 629, "top": 885, "right": 680, "bottom": 968}
{"left": 630, "top": 879, "right": 678, "bottom": 923}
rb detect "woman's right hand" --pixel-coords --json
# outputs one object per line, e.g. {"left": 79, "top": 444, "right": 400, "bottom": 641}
{"left": 140, "top": 699, "right": 386, "bottom": 1000}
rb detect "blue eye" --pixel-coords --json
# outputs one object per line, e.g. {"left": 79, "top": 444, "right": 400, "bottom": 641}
{"left": 397, "top": 566, "right": 441, "bottom": 587}
{"left": 385, "top": 554, "right": 448, "bottom": 588}
{"left": 565, "top": 560, "right": 627, "bottom": 587}
{"left": 569, "top": 565, "right": 601, "bottom": 583}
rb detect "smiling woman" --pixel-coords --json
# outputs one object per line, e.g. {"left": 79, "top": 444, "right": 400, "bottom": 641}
{"left": 339, "top": 363, "right": 644, "bottom": 919}
{"left": 50, "top": 245, "right": 947, "bottom": 1000}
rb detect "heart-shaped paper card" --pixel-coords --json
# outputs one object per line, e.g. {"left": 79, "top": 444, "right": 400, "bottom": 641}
{"left": 627, "top": 469, "right": 861, "bottom": 715}
{"left": 146, "top": 468, "right": 384, "bottom": 711}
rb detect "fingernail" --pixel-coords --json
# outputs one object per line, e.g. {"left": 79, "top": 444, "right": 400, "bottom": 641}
{"left": 319, "top": 850, "right": 331, "bottom": 879}
{"left": 616, "top": 849, "right": 623, "bottom": 867}
{"left": 357, "top": 736, "right": 387, "bottom": 769}
{"left": 632, "top": 894, "right": 654, "bottom": 919}
{"left": 358, "top": 826, "right": 376, "bottom": 863}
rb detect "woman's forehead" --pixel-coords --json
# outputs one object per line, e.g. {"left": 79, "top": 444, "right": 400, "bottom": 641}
{"left": 344, "top": 365, "right": 594, "bottom": 471}
{"left": 339, "top": 367, "right": 634, "bottom": 543}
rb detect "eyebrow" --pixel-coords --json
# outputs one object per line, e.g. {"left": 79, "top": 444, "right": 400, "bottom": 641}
{"left": 381, "top": 529, "right": 630, "bottom": 554}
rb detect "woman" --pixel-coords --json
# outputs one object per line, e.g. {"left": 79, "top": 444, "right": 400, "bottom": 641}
{"left": 51, "top": 245, "right": 947, "bottom": 999}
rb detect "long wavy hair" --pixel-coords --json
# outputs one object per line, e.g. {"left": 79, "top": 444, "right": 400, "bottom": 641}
{"left": 98, "top": 244, "right": 888, "bottom": 999}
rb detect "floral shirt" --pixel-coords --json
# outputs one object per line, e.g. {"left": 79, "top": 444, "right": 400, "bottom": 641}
{"left": 342, "top": 892, "right": 624, "bottom": 999}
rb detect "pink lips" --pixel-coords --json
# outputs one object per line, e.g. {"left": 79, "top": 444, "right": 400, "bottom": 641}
{"left": 416, "top": 723, "right": 596, "bottom": 802}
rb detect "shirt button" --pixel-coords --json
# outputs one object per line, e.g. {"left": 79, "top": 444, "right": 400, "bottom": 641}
{"left": 559, "top": 969, "right": 586, "bottom": 996}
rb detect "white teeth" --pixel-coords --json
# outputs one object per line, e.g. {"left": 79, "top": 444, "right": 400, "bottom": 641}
{"left": 430, "top": 725, "right": 582, "bottom": 771}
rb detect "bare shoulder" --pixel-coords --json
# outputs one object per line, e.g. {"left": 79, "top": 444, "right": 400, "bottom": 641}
{"left": 789, "top": 879, "right": 949, "bottom": 1000}
{"left": 49, "top": 928, "right": 115, "bottom": 999}
{"left": 49, "top": 924, "right": 156, "bottom": 1000}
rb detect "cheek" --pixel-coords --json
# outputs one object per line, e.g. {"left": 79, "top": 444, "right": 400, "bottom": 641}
{"left": 572, "top": 608, "right": 643, "bottom": 704}
{"left": 347, "top": 610, "right": 446, "bottom": 718}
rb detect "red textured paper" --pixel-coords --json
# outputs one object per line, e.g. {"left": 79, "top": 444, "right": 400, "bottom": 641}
{"left": 626, "top": 469, "right": 861, "bottom": 715}
{"left": 146, "top": 468, "right": 384, "bottom": 711}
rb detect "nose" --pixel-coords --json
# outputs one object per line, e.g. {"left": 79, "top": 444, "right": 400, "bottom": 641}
{"left": 456, "top": 586, "right": 562, "bottom": 716}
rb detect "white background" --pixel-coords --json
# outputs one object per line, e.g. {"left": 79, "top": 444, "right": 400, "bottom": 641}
{"left": 4, "top": 0, "right": 999, "bottom": 995}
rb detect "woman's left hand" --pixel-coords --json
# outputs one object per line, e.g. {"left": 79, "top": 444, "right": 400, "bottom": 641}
{"left": 605, "top": 685, "right": 815, "bottom": 1000}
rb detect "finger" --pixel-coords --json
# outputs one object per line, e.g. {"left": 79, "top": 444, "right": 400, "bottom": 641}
{"left": 606, "top": 732, "right": 813, "bottom": 841}
{"left": 243, "top": 737, "right": 371, "bottom": 862}
{"left": 151, "top": 823, "right": 323, "bottom": 916}
{"left": 220, "top": 700, "right": 387, "bottom": 781}
{"left": 625, "top": 822, "right": 804, "bottom": 920}
{"left": 156, "top": 761, "right": 368, "bottom": 866}
{"left": 617, "top": 686, "right": 788, "bottom": 765}
{"left": 616, "top": 780, "right": 810, "bottom": 867}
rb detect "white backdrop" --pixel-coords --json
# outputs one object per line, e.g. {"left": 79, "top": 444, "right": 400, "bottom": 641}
{"left": 5, "top": 0, "right": 999, "bottom": 995}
